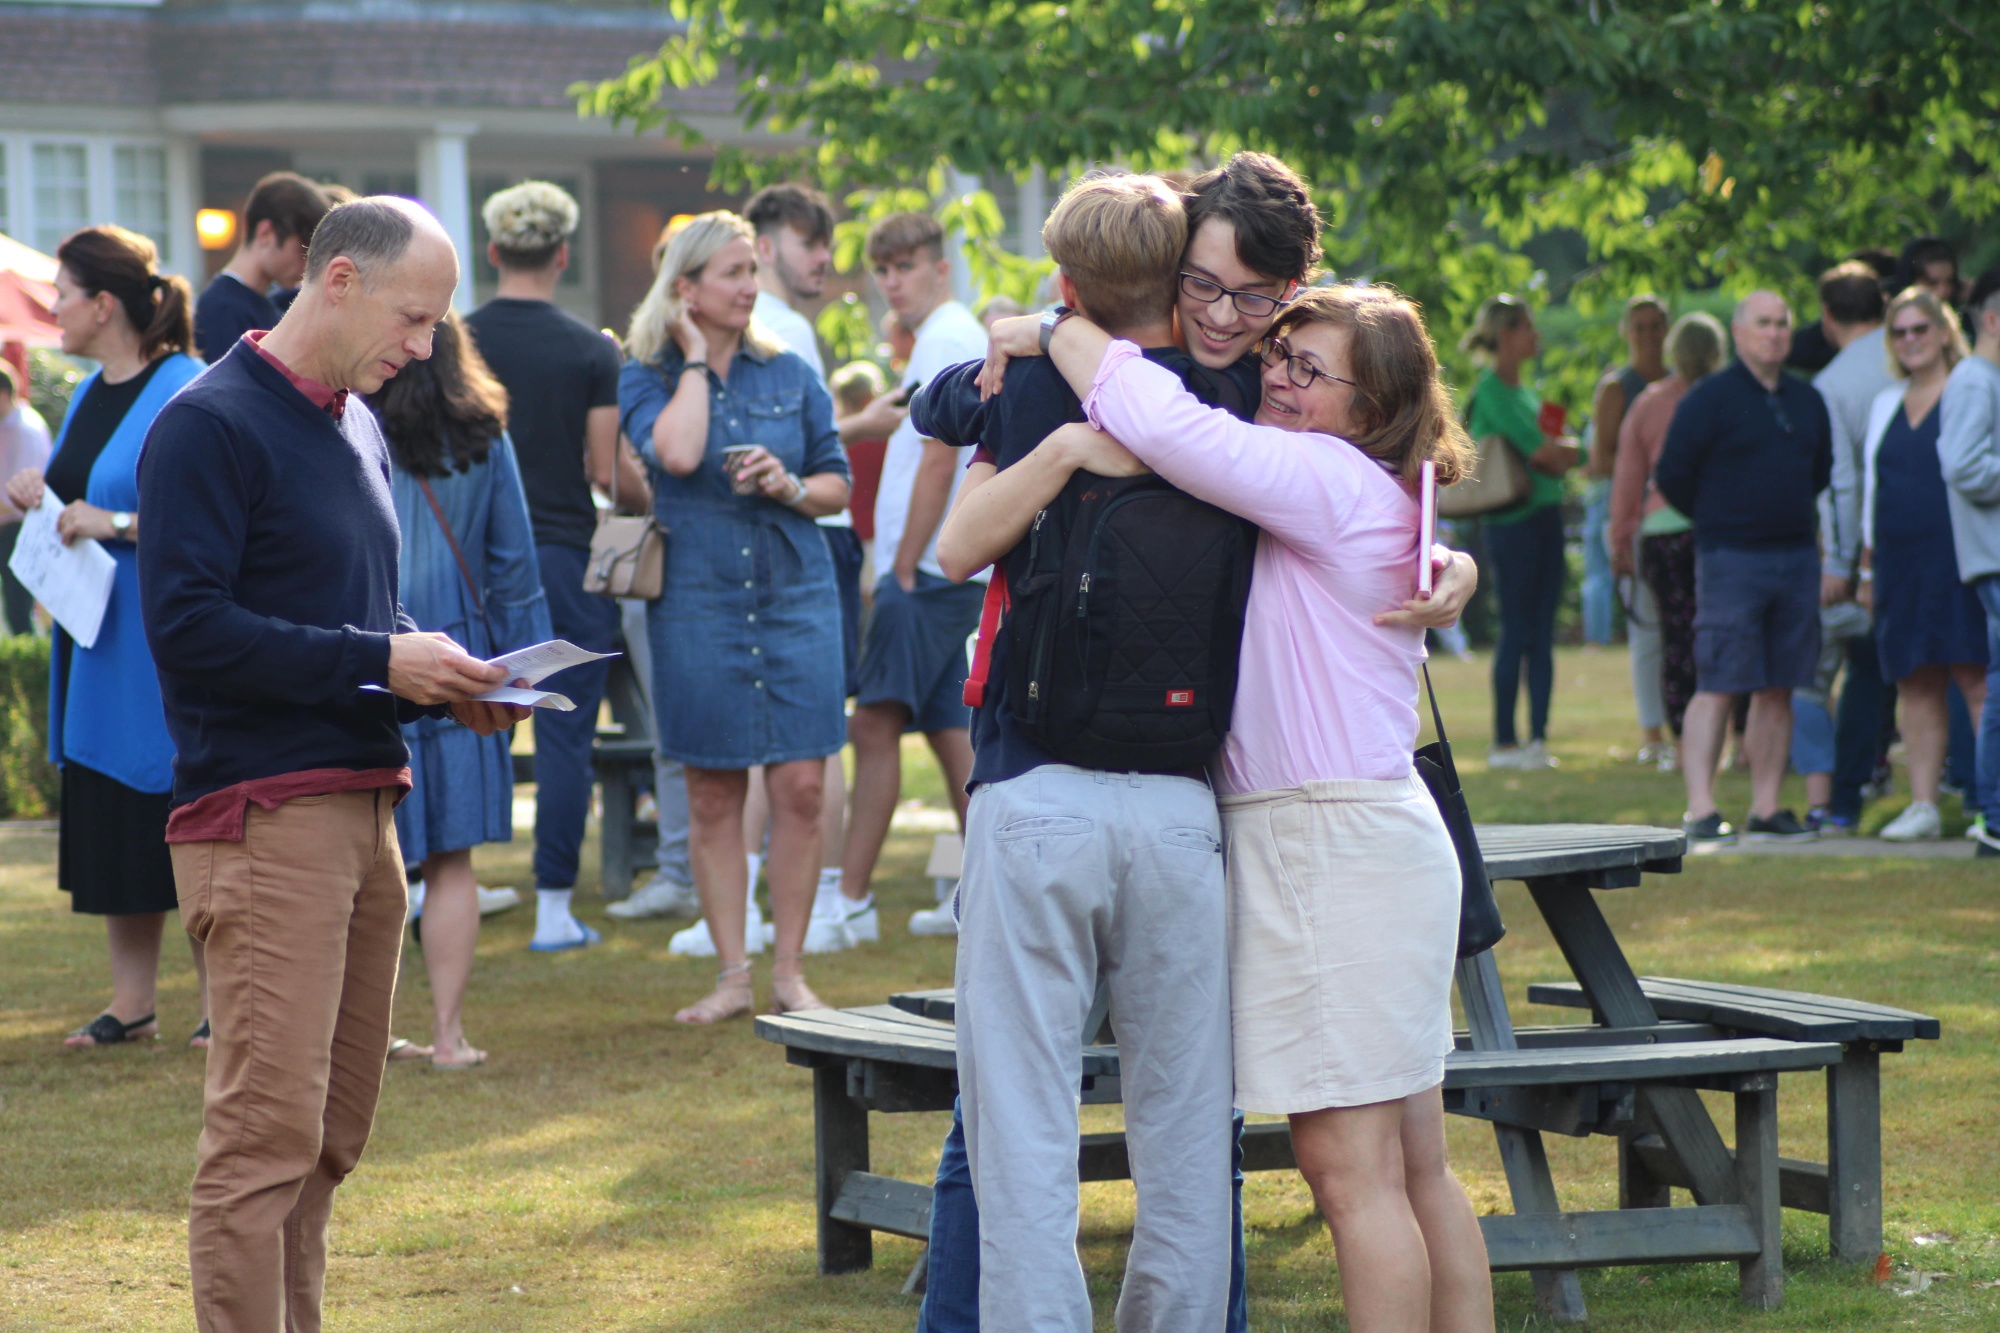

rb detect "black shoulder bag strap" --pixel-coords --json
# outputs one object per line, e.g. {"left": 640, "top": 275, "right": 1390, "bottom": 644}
{"left": 1413, "top": 662, "right": 1507, "bottom": 957}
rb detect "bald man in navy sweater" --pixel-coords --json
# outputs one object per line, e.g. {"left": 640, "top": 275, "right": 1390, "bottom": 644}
{"left": 140, "top": 196, "right": 525, "bottom": 1333}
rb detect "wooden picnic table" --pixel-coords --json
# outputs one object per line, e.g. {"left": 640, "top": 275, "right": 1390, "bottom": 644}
{"left": 759, "top": 822, "right": 1935, "bottom": 1319}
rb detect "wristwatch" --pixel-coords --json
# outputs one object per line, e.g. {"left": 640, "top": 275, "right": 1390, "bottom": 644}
{"left": 1039, "top": 305, "right": 1074, "bottom": 354}
{"left": 110, "top": 511, "right": 133, "bottom": 539}
{"left": 783, "top": 472, "right": 810, "bottom": 507}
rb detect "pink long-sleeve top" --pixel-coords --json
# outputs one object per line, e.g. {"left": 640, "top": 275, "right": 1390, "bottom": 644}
{"left": 1606, "top": 373, "right": 1691, "bottom": 560}
{"left": 1082, "top": 341, "right": 1426, "bottom": 794}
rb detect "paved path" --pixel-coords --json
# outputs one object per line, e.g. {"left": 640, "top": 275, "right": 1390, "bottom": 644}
{"left": 1690, "top": 836, "right": 1984, "bottom": 860}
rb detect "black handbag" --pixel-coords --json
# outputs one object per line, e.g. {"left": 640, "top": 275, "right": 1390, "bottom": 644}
{"left": 1412, "top": 662, "right": 1507, "bottom": 958}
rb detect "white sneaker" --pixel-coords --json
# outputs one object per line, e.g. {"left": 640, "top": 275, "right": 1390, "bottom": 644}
{"left": 841, "top": 900, "right": 881, "bottom": 944}
{"left": 1880, "top": 800, "right": 1942, "bottom": 842}
{"left": 669, "top": 897, "right": 765, "bottom": 956}
{"left": 605, "top": 872, "right": 701, "bottom": 920}
{"left": 761, "top": 913, "right": 856, "bottom": 953}
{"left": 1487, "top": 745, "right": 1525, "bottom": 770}
{"left": 909, "top": 905, "right": 958, "bottom": 937}
{"left": 476, "top": 885, "right": 521, "bottom": 917}
{"left": 1516, "top": 739, "right": 1558, "bottom": 769}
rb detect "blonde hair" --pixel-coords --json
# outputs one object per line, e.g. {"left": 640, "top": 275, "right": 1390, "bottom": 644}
{"left": 480, "top": 180, "right": 578, "bottom": 266}
{"left": 1040, "top": 173, "right": 1187, "bottom": 330}
{"left": 1620, "top": 293, "right": 1669, "bottom": 337}
{"left": 1883, "top": 286, "right": 1968, "bottom": 381}
{"left": 1458, "top": 293, "right": 1532, "bottom": 363}
{"left": 624, "top": 211, "right": 782, "bottom": 365}
{"left": 1270, "top": 285, "right": 1475, "bottom": 486}
{"left": 830, "top": 360, "right": 886, "bottom": 413}
{"left": 1665, "top": 311, "right": 1728, "bottom": 382}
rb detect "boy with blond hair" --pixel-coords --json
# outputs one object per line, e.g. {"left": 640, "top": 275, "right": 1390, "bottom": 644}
{"left": 915, "top": 173, "right": 1243, "bottom": 1332}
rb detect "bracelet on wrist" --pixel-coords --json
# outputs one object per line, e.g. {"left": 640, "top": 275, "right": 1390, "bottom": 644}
{"left": 784, "top": 473, "right": 810, "bottom": 507}
{"left": 679, "top": 361, "right": 708, "bottom": 377}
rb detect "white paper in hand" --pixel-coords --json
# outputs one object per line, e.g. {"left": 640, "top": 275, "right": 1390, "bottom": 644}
{"left": 474, "top": 639, "right": 617, "bottom": 710}
{"left": 8, "top": 490, "right": 115, "bottom": 648}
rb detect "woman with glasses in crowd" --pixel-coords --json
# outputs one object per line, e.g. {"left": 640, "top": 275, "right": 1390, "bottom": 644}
{"left": 1861, "top": 288, "right": 1988, "bottom": 840}
{"left": 1459, "top": 295, "right": 1579, "bottom": 771}
{"left": 618, "top": 212, "right": 851, "bottom": 1023}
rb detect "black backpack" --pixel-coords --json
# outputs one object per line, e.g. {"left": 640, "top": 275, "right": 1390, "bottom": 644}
{"left": 998, "top": 473, "right": 1257, "bottom": 770}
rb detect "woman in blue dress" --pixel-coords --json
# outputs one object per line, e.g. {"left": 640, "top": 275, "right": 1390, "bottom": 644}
{"left": 372, "top": 311, "right": 551, "bottom": 1067}
{"left": 620, "top": 212, "right": 850, "bottom": 1024}
{"left": 1861, "top": 287, "right": 1989, "bottom": 842}
{"left": 3, "top": 227, "right": 208, "bottom": 1049}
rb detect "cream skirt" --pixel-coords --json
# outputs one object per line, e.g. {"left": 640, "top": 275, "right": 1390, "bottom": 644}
{"left": 1218, "top": 771, "right": 1460, "bottom": 1115}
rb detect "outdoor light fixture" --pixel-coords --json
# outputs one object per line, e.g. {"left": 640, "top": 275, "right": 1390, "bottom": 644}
{"left": 195, "top": 208, "right": 238, "bottom": 251}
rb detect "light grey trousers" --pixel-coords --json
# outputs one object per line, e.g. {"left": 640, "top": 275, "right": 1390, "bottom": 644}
{"left": 1627, "top": 532, "right": 1667, "bottom": 732}
{"left": 956, "top": 765, "right": 1234, "bottom": 1333}
{"left": 619, "top": 598, "right": 692, "bottom": 885}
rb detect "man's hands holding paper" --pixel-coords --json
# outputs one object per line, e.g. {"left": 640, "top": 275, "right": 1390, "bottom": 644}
{"left": 387, "top": 632, "right": 530, "bottom": 735}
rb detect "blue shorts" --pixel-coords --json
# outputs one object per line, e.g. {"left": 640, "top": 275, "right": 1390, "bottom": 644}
{"left": 823, "top": 525, "right": 865, "bottom": 698}
{"left": 856, "top": 570, "right": 985, "bottom": 733}
{"left": 1693, "top": 544, "right": 1820, "bottom": 695}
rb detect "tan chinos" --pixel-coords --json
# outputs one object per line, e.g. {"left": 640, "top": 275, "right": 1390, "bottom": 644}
{"left": 172, "top": 789, "right": 407, "bottom": 1333}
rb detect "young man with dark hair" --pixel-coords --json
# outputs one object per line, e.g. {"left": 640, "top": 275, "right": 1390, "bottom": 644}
{"left": 194, "top": 171, "right": 331, "bottom": 361}
{"left": 831, "top": 211, "right": 989, "bottom": 940}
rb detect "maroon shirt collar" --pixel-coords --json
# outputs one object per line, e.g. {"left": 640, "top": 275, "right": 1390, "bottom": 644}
{"left": 244, "top": 330, "right": 348, "bottom": 420}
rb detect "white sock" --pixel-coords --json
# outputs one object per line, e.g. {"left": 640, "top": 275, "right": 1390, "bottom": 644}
{"left": 817, "top": 866, "right": 843, "bottom": 895}
{"left": 535, "top": 888, "right": 575, "bottom": 941}
{"left": 745, "top": 853, "right": 763, "bottom": 893}
{"left": 409, "top": 879, "right": 426, "bottom": 915}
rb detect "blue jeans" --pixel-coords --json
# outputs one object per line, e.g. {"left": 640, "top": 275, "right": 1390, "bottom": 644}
{"left": 531, "top": 542, "right": 622, "bottom": 890}
{"left": 1580, "top": 478, "right": 1614, "bottom": 645}
{"left": 918, "top": 1098, "right": 1249, "bottom": 1333}
{"left": 1978, "top": 577, "right": 2000, "bottom": 824}
{"left": 1485, "top": 506, "right": 1566, "bottom": 746}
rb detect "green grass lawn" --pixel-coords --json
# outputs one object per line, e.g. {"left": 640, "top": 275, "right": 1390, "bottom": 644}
{"left": 1, "top": 647, "right": 1996, "bottom": 1330}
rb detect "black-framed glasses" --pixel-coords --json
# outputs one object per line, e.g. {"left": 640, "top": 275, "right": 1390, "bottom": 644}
{"left": 1179, "top": 271, "right": 1295, "bottom": 319}
{"left": 1259, "top": 336, "right": 1360, "bottom": 393}
{"left": 1890, "top": 321, "right": 1935, "bottom": 341}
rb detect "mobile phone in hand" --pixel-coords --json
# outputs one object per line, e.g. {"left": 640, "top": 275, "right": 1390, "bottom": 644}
{"left": 1418, "top": 460, "right": 1437, "bottom": 594}
{"left": 1537, "top": 401, "right": 1567, "bottom": 438}
{"left": 891, "top": 378, "right": 923, "bottom": 407}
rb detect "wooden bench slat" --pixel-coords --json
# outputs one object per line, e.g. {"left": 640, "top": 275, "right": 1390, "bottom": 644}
{"left": 1480, "top": 1204, "right": 1762, "bottom": 1270}
{"left": 828, "top": 1171, "right": 933, "bottom": 1241}
{"left": 1527, "top": 979, "right": 1936, "bottom": 1042}
{"left": 1444, "top": 1039, "right": 1841, "bottom": 1088}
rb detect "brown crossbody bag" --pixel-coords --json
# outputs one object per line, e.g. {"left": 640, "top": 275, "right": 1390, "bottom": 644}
{"left": 416, "top": 474, "right": 495, "bottom": 646}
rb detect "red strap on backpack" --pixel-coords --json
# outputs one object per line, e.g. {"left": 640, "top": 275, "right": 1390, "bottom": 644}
{"left": 963, "top": 567, "right": 1010, "bottom": 708}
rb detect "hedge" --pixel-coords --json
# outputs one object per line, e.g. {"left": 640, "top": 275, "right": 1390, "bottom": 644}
{"left": 0, "top": 634, "right": 57, "bottom": 818}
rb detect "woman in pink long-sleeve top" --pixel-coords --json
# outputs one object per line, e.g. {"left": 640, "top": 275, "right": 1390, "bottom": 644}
{"left": 1608, "top": 312, "right": 1730, "bottom": 739}
{"left": 985, "top": 285, "right": 1494, "bottom": 1333}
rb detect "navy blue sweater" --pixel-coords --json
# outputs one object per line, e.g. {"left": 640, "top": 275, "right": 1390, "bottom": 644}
{"left": 1654, "top": 359, "right": 1833, "bottom": 552}
{"left": 138, "top": 341, "right": 423, "bottom": 806}
{"left": 193, "top": 274, "right": 279, "bottom": 364}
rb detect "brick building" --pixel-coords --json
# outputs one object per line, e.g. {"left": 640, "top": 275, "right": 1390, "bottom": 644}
{"left": 0, "top": 0, "right": 788, "bottom": 331}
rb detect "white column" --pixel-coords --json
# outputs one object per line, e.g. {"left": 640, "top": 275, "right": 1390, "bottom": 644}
{"left": 416, "top": 122, "right": 478, "bottom": 311}
{"left": 1019, "top": 163, "right": 1048, "bottom": 260}
{"left": 164, "top": 135, "right": 199, "bottom": 281}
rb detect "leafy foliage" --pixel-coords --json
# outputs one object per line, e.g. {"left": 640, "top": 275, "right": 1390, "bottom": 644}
{"left": 0, "top": 633, "right": 57, "bottom": 818}
{"left": 580, "top": 2, "right": 2000, "bottom": 401}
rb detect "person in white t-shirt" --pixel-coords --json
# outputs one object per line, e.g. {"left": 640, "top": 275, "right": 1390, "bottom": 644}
{"left": 838, "top": 212, "right": 989, "bottom": 935}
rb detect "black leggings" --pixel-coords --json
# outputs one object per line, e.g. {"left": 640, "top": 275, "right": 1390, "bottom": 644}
{"left": 1640, "top": 530, "right": 1697, "bottom": 735}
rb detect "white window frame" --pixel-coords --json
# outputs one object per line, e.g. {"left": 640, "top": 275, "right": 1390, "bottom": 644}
{"left": 1, "top": 132, "right": 190, "bottom": 274}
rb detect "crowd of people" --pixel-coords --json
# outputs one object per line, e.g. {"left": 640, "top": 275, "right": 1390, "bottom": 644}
{"left": 1508, "top": 234, "right": 2000, "bottom": 851}
{"left": 19, "top": 150, "right": 1499, "bottom": 1332}
{"left": 23, "top": 146, "right": 1997, "bottom": 1332}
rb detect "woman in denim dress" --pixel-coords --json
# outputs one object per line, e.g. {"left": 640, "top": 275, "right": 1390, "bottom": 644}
{"left": 620, "top": 212, "right": 850, "bottom": 1023}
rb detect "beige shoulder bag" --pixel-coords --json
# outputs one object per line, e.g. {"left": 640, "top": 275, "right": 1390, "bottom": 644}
{"left": 584, "top": 440, "right": 666, "bottom": 599}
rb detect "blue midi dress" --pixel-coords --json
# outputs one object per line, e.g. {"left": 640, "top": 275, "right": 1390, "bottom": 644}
{"left": 619, "top": 339, "right": 849, "bottom": 769}
{"left": 1872, "top": 403, "right": 1989, "bottom": 681}
{"left": 391, "top": 432, "right": 553, "bottom": 863}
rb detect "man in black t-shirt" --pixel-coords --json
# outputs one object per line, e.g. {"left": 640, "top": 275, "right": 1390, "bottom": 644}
{"left": 465, "top": 181, "right": 653, "bottom": 951}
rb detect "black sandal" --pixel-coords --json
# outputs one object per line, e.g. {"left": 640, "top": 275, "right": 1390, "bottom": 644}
{"left": 188, "top": 1019, "right": 211, "bottom": 1050}
{"left": 66, "top": 1012, "right": 157, "bottom": 1047}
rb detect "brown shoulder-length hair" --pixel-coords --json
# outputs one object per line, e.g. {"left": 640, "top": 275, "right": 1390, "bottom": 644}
{"left": 1266, "top": 284, "right": 1475, "bottom": 486}
{"left": 369, "top": 310, "right": 509, "bottom": 477}
{"left": 56, "top": 225, "right": 193, "bottom": 362}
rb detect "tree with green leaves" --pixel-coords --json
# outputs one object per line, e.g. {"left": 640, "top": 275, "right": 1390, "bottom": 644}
{"left": 579, "top": 2, "right": 2000, "bottom": 395}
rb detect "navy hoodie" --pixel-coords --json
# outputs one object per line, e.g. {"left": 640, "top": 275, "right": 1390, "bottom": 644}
{"left": 138, "top": 340, "right": 424, "bottom": 807}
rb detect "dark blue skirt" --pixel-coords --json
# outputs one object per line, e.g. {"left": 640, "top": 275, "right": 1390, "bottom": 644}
{"left": 1873, "top": 404, "right": 1989, "bottom": 680}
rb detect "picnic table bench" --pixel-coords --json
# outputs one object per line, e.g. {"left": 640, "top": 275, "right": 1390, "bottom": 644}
{"left": 758, "top": 823, "right": 1937, "bottom": 1318}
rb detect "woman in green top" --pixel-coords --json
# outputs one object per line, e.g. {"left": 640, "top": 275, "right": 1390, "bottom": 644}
{"left": 1460, "top": 295, "right": 1579, "bottom": 769}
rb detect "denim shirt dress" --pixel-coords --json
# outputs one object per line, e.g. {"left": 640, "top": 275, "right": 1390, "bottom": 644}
{"left": 619, "top": 339, "right": 850, "bottom": 768}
